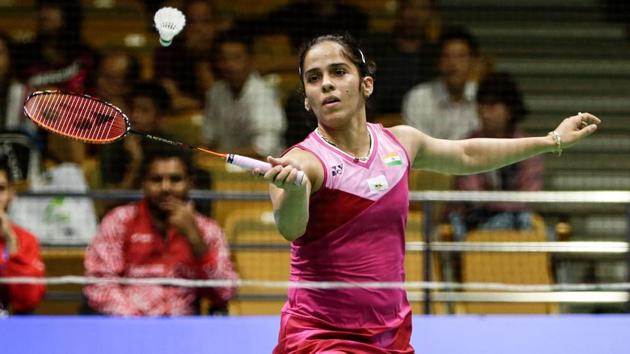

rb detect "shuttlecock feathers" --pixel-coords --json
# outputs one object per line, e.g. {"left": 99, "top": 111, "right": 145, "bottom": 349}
{"left": 154, "top": 7, "right": 186, "bottom": 47}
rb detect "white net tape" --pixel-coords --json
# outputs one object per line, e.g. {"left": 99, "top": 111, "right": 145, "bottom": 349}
{"left": 2, "top": 276, "right": 630, "bottom": 292}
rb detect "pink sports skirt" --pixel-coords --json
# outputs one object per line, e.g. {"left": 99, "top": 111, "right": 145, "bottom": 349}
{"left": 273, "top": 311, "right": 414, "bottom": 354}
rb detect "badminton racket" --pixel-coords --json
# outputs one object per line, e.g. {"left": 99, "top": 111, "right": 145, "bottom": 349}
{"left": 23, "top": 90, "right": 304, "bottom": 184}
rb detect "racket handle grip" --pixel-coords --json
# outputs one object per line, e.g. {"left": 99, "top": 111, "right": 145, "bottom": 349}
{"left": 226, "top": 154, "right": 304, "bottom": 186}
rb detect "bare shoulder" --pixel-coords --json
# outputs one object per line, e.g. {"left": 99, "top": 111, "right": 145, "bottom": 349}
{"left": 284, "top": 147, "right": 320, "bottom": 167}
{"left": 388, "top": 125, "right": 422, "bottom": 141}
{"left": 387, "top": 125, "right": 427, "bottom": 162}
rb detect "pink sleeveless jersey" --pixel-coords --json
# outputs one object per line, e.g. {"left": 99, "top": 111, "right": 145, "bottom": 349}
{"left": 274, "top": 123, "right": 414, "bottom": 353}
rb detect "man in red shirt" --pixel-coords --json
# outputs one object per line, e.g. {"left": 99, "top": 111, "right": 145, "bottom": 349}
{"left": 84, "top": 144, "right": 238, "bottom": 316}
{"left": 0, "top": 161, "right": 46, "bottom": 314}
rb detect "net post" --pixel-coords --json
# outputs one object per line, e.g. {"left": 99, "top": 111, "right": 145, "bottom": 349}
{"left": 422, "top": 200, "right": 433, "bottom": 315}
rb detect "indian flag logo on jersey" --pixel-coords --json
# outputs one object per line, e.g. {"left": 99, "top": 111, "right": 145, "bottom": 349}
{"left": 383, "top": 152, "right": 402, "bottom": 166}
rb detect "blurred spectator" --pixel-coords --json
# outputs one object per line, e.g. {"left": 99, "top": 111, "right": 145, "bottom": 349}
{"left": 0, "top": 34, "right": 39, "bottom": 184}
{"left": 234, "top": 0, "right": 368, "bottom": 73}
{"left": 99, "top": 81, "right": 171, "bottom": 189}
{"left": 447, "top": 72, "right": 543, "bottom": 240}
{"left": 9, "top": 160, "right": 99, "bottom": 245}
{"left": 0, "top": 33, "right": 35, "bottom": 138}
{"left": 203, "top": 30, "right": 286, "bottom": 157}
{"left": 234, "top": 0, "right": 368, "bottom": 145}
{"left": 153, "top": 0, "right": 218, "bottom": 110}
{"left": 236, "top": 0, "right": 367, "bottom": 49}
{"left": 283, "top": 90, "right": 318, "bottom": 148}
{"left": 366, "top": 0, "right": 440, "bottom": 115}
{"left": 14, "top": 0, "right": 97, "bottom": 93}
{"left": 84, "top": 144, "right": 237, "bottom": 316}
{"left": 0, "top": 159, "right": 46, "bottom": 314}
{"left": 14, "top": 0, "right": 98, "bottom": 164}
{"left": 99, "top": 80, "right": 211, "bottom": 215}
{"left": 92, "top": 50, "right": 141, "bottom": 114}
{"left": 402, "top": 26, "right": 480, "bottom": 140}
{"left": 0, "top": 131, "right": 42, "bottom": 188}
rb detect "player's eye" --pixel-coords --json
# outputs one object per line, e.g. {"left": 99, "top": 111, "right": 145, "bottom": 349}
{"left": 306, "top": 73, "right": 320, "bottom": 83}
{"left": 334, "top": 68, "right": 346, "bottom": 76}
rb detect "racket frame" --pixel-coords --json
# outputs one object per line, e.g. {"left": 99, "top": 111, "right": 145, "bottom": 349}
{"left": 24, "top": 90, "right": 133, "bottom": 144}
{"left": 23, "top": 90, "right": 303, "bottom": 184}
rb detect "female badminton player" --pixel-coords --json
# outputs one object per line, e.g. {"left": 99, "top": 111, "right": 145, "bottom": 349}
{"left": 261, "top": 34, "right": 600, "bottom": 353}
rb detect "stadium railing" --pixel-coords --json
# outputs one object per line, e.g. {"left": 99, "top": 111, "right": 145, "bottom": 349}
{"left": 13, "top": 189, "right": 630, "bottom": 315}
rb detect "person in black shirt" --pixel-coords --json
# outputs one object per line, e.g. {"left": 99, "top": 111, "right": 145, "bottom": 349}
{"left": 365, "top": 0, "right": 441, "bottom": 116}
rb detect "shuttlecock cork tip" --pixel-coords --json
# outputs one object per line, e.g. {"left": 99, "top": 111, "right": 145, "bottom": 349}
{"left": 154, "top": 7, "right": 186, "bottom": 47}
{"left": 159, "top": 37, "right": 173, "bottom": 47}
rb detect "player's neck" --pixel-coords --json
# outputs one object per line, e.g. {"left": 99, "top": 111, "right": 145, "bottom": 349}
{"left": 316, "top": 124, "right": 371, "bottom": 160}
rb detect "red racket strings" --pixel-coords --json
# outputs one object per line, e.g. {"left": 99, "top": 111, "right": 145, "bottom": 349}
{"left": 25, "top": 92, "right": 127, "bottom": 144}
{"left": 24, "top": 91, "right": 230, "bottom": 163}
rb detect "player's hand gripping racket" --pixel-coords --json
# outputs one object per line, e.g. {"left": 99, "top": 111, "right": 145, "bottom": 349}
{"left": 23, "top": 91, "right": 304, "bottom": 185}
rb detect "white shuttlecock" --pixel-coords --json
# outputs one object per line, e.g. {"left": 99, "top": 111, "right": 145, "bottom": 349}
{"left": 153, "top": 7, "right": 186, "bottom": 47}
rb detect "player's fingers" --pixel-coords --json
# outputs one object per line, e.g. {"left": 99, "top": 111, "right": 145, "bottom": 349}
{"left": 273, "top": 165, "right": 293, "bottom": 185}
{"left": 284, "top": 168, "right": 299, "bottom": 185}
{"left": 575, "top": 123, "right": 598, "bottom": 140}
{"left": 274, "top": 166, "right": 301, "bottom": 189}
{"left": 575, "top": 112, "right": 601, "bottom": 130}
{"left": 578, "top": 112, "right": 601, "bottom": 125}
{"left": 267, "top": 156, "right": 290, "bottom": 167}
{"left": 262, "top": 164, "right": 283, "bottom": 181}
{"left": 573, "top": 112, "right": 599, "bottom": 139}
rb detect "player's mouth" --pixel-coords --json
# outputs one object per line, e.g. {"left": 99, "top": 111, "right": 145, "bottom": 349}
{"left": 322, "top": 96, "right": 341, "bottom": 107}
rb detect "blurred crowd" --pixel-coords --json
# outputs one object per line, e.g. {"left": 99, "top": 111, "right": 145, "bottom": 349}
{"left": 0, "top": 0, "right": 546, "bottom": 315}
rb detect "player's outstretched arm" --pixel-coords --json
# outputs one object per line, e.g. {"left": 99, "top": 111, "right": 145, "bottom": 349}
{"left": 391, "top": 112, "right": 601, "bottom": 175}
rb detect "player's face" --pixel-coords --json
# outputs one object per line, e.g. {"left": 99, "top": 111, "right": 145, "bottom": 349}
{"left": 478, "top": 101, "right": 511, "bottom": 137}
{"left": 143, "top": 158, "right": 191, "bottom": 214}
{"left": 0, "top": 171, "right": 13, "bottom": 212}
{"left": 439, "top": 39, "right": 474, "bottom": 91}
{"left": 302, "top": 41, "right": 373, "bottom": 128}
